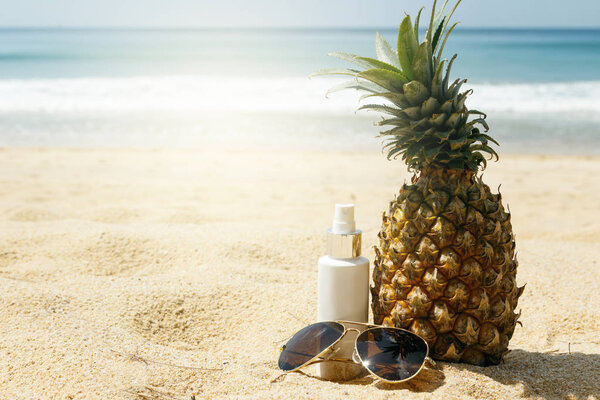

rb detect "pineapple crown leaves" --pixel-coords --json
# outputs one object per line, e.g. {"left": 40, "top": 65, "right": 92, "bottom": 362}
{"left": 311, "top": 0, "right": 499, "bottom": 173}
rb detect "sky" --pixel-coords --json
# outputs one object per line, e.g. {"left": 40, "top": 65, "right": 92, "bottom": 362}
{"left": 0, "top": 0, "right": 598, "bottom": 28}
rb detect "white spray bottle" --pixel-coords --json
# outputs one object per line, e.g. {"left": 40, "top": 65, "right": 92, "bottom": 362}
{"left": 316, "top": 204, "right": 370, "bottom": 381}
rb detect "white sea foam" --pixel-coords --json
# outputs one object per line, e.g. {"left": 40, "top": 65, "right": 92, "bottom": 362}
{"left": 0, "top": 76, "right": 598, "bottom": 152}
{"left": 0, "top": 76, "right": 599, "bottom": 116}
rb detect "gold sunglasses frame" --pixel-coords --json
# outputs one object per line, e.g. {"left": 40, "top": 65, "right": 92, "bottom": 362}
{"left": 277, "top": 320, "right": 430, "bottom": 384}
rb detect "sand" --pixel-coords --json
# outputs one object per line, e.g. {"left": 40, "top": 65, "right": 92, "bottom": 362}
{"left": 0, "top": 148, "right": 599, "bottom": 400}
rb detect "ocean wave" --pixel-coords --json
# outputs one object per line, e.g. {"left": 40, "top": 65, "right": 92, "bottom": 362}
{"left": 0, "top": 76, "right": 598, "bottom": 116}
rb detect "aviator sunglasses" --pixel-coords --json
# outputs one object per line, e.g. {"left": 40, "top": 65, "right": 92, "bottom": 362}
{"left": 277, "top": 321, "right": 429, "bottom": 383}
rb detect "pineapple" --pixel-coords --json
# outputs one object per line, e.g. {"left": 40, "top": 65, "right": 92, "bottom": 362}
{"left": 314, "top": 0, "right": 524, "bottom": 366}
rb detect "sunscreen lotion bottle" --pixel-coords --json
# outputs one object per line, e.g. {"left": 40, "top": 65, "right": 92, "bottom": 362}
{"left": 317, "top": 204, "right": 370, "bottom": 381}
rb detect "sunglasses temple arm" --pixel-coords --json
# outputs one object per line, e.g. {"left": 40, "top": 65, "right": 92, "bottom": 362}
{"left": 270, "top": 371, "right": 288, "bottom": 383}
{"left": 336, "top": 320, "right": 378, "bottom": 328}
{"left": 270, "top": 357, "right": 357, "bottom": 384}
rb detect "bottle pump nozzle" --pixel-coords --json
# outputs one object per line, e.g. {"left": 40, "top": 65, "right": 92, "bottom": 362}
{"left": 327, "top": 204, "right": 361, "bottom": 258}
{"left": 332, "top": 204, "right": 356, "bottom": 234}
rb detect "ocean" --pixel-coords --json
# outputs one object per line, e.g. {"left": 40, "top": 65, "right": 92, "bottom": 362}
{"left": 0, "top": 27, "right": 598, "bottom": 153}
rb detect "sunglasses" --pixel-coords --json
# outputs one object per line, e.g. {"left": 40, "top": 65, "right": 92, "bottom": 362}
{"left": 276, "top": 321, "right": 429, "bottom": 383}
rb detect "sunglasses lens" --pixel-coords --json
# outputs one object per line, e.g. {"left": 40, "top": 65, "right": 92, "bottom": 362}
{"left": 278, "top": 322, "right": 345, "bottom": 372}
{"left": 356, "top": 327, "right": 428, "bottom": 382}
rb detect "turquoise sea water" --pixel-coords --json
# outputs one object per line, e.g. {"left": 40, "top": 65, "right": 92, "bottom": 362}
{"left": 0, "top": 28, "right": 598, "bottom": 153}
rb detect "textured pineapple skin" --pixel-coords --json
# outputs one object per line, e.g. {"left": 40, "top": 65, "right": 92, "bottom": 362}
{"left": 371, "top": 168, "right": 524, "bottom": 366}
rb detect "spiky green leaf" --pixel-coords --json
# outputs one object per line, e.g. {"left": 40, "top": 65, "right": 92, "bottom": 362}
{"left": 466, "top": 109, "right": 487, "bottom": 118}
{"left": 427, "top": 0, "right": 439, "bottom": 44}
{"left": 432, "top": 16, "right": 446, "bottom": 52}
{"left": 442, "top": 54, "right": 458, "bottom": 94}
{"left": 327, "top": 52, "right": 374, "bottom": 69}
{"left": 425, "top": 144, "right": 443, "bottom": 158}
{"left": 429, "top": 113, "right": 447, "bottom": 127}
{"left": 411, "top": 117, "right": 430, "bottom": 130}
{"left": 468, "top": 118, "right": 489, "bottom": 132}
{"left": 440, "top": 98, "right": 454, "bottom": 114}
{"left": 397, "top": 16, "right": 418, "bottom": 79}
{"left": 448, "top": 137, "right": 471, "bottom": 150}
{"left": 473, "top": 152, "right": 488, "bottom": 169}
{"left": 325, "top": 79, "right": 383, "bottom": 97}
{"left": 436, "top": 22, "right": 460, "bottom": 61}
{"left": 448, "top": 159, "right": 465, "bottom": 170}
{"left": 375, "top": 32, "right": 402, "bottom": 69}
{"left": 421, "top": 97, "right": 440, "bottom": 116}
{"left": 356, "top": 57, "right": 402, "bottom": 73}
{"left": 437, "top": 1, "right": 462, "bottom": 52}
{"left": 380, "top": 126, "right": 412, "bottom": 137}
{"left": 386, "top": 146, "right": 405, "bottom": 160}
{"left": 405, "top": 142, "right": 423, "bottom": 160}
{"left": 465, "top": 160, "right": 478, "bottom": 171}
{"left": 358, "top": 104, "right": 404, "bottom": 117}
{"left": 434, "top": 129, "right": 455, "bottom": 141}
{"left": 414, "top": 127, "right": 440, "bottom": 142}
{"left": 403, "top": 80, "right": 430, "bottom": 105}
{"left": 431, "top": 59, "right": 447, "bottom": 98}
{"left": 433, "top": 0, "right": 450, "bottom": 29}
{"left": 453, "top": 87, "right": 472, "bottom": 109}
{"left": 360, "top": 92, "right": 412, "bottom": 108}
{"left": 478, "top": 133, "right": 499, "bottom": 146}
{"left": 471, "top": 145, "right": 499, "bottom": 160}
{"left": 412, "top": 41, "right": 432, "bottom": 85}
{"left": 376, "top": 117, "right": 411, "bottom": 127}
{"left": 358, "top": 69, "right": 408, "bottom": 92}
{"left": 402, "top": 106, "right": 421, "bottom": 119}
{"left": 414, "top": 7, "right": 425, "bottom": 43}
{"left": 447, "top": 78, "right": 467, "bottom": 101}
{"left": 445, "top": 113, "right": 461, "bottom": 129}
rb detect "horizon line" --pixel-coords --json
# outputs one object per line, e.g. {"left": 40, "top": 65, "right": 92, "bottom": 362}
{"left": 0, "top": 25, "right": 598, "bottom": 31}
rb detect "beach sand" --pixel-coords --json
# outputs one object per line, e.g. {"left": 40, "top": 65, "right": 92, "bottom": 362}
{"left": 0, "top": 148, "right": 599, "bottom": 399}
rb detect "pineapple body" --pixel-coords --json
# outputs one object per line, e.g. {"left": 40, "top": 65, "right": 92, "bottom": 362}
{"left": 371, "top": 168, "right": 524, "bottom": 366}
{"left": 316, "top": 0, "right": 525, "bottom": 366}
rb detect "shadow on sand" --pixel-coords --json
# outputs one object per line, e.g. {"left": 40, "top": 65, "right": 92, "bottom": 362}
{"left": 295, "top": 363, "right": 446, "bottom": 393}
{"left": 454, "top": 349, "right": 600, "bottom": 399}
{"left": 275, "top": 349, "right": 599, "bottom": 397}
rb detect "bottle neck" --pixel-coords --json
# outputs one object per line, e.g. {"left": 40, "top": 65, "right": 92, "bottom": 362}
{"left": 326, "top": 229, "right": 362, "bottom": 258}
